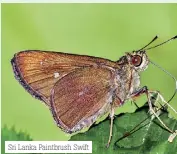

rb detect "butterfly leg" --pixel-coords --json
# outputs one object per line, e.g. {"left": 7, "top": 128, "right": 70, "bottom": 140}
{"left": 131, "top": 86, "right": 174, "bottom": 133}
{"left": 148, "top": 90, "right": 177, "bottom": 142}
{"left": 148, "top": 90, "right": 177, "bottom": 114}
{"left": 106, "top": 104, "right": 114, "bottom": 148}
{"left": 168, "top": 130, "right": 177, "bottom": 142}
{"left": 146, "top": 90, "right": 174, "bottom": 133}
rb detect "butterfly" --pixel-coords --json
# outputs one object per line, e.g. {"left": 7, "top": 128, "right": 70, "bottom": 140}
{"left": 11, "top": 35, "right": 177, "bottom": 147}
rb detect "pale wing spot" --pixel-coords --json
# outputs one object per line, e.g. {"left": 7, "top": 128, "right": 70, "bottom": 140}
{"left": 78, "top": 87, "right": 90, "bottom": 96}
{"left": 79, "top": 91, "right": 84, "bottom": 96}
{"left": 40, "top": 61, "right": 43, "bottom": 65}
{"left": 54, "top": 72, "right": 60, "bottom": 78}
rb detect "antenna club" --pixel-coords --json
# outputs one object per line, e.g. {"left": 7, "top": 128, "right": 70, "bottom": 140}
{"left": 146, "top": 35, "right": 177, "bottom": 50}
{"left": 173, "top": 35, "right": 177, "bottom": 39}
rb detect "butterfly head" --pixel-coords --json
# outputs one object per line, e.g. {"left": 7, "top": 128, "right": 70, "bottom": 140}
{"left": 125, "top": 35, "right": 177, "bottom": 72}
{"left": 126, "top": 50, "right": 149, "bottom": 72}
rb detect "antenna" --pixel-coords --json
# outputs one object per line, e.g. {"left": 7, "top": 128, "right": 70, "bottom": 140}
{"left": 137, "top": 36, "right": 158, "bottom": 51}
{"left": 150, "top": 60, "right": 177, "bottom": 103}
{"left": 116, "top": 104, "right": 169, "bottom": 144}
{"left": 146, "top": 35, "right": 177, "bottom": 50}
{"left": 117, "top": 97, "right": 176, "bottom": 144}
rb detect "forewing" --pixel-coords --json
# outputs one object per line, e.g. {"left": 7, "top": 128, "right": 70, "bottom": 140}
{"left": 50, "top": 67, "right": 116, "bottom": 133}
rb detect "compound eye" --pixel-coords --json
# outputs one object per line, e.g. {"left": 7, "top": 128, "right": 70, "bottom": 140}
{"left": 131, "top": 55, "right": 142, "bottom": 67}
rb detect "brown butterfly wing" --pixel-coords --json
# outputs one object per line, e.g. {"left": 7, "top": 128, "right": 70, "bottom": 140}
{"left": 50, "top": 67, "right": 117, "bottom": 133}
{"left": 11, "top": 50, "right": 118, "bottom": 106}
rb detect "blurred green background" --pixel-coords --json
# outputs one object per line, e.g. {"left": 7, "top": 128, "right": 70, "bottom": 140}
{"left": 2, "top": 4, "right": 177, "bottom": 141}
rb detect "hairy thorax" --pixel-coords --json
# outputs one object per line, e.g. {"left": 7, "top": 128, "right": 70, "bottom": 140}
{"left": 115, "top": 65, "right": 141, "bottom": 103}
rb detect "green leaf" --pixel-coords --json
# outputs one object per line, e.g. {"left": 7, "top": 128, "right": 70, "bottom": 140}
{"left": 70, "top": 106, "right": 177, "bottom": 154}
{"left": 1, "top": 126, "right": 33, "bottom": 154}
